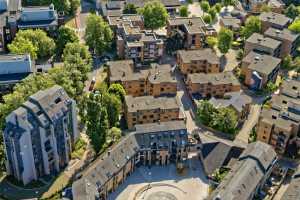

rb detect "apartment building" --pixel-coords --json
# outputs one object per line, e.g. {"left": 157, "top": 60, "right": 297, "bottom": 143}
{"left": 0, "top": 54, "right": 33, "bottom": 94}
{"left": 187, "top": 72, "right": 241, "bottom": 98}
{"left": 167, "top": 17, "right": 209, "bottom": 49}
{"left": 208, "top": 142, "right": 277, "bottom": 200}
{"left": 264, "top": 28, "right": 300, "bottom": 58}
{"left": 280, "top": 165, "right": 300, "bottom": 200}
{"left": 124, "top": 95, "right": 182, "bottom": 129}
{"left": 241, "top": 51, "right": 281, "bottom": 90}
{"left": 108, "top": 60, "right": 177, "bottom": 97}
{"left": 177, "top": 48, "right": 220, "bottom": 75}
{"left": 244, "top": 33, "right": 282, "bottom": 57}
{"left": 72, "top": 121, "right": 190, "bottom": 200}
{"left": 3, "top": 85, "right": 78, "bottom": 185}
{"left": 259, "top": 12, "right": 292, "bottom": 32}
{"left": 108, "top": 15, "right": 163, "bottom": 62}
{"left": 257, "top": 80, "right": 300, "bottom": 154}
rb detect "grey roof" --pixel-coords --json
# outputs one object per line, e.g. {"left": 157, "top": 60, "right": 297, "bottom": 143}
{"left": 188, "top": 72, "right": 240, "bottom": 86}
{"left": 168, "top": 17, "right": 206, "bottom": 34}
{"left": 242, "top": 51, "right": 281, "bottom": 75}
{"left": 135, "top": 120, "right": 186, "bottom": 134}
{"left": 125, "top": 0, "right": 181, "bottom": 8}
{"left": 260, "top": 12, "right": 292, "bottom": 27}
{"left": 208, "top": 142, "right": 277, "bottom": 200}
{"left": 108, "top": 14, "right": 143, "bottom": 27}
{"left": 177, "top": 48, "right": 220, "bottom": 64}
{"left": 72, "top": 121, "right": 188, "bottom": 200}
{"left": 0, "top": 54, "right": 32, "bottom": 75}
{"left": 264, "top": 28, "right": 300, "bottom": 42}
{"left": 209, "top": 91, "right": 252, "bottom": 113}
{"left": 246, "top": 33, "right": 282, "bottom": 50}
{"left": 280, "top": 166, "right": 300, "bottom": 200}
{"left": 280, "top": 79, "right": 300, "bottom": 98}
{"left": 148, "top": 63, "right": 177, "bottom": 84}
{"left": 125, "top": 95, "right": 180, "bottom": 113}
{"left": 220, "top": 16, "right": 241, "bottom": 29}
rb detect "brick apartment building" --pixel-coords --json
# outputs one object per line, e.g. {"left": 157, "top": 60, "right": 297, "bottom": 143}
{"left": 241, "top": 51, "right": 281, "bottom": 90}
{"left": 108, "top": 14, "right": 163, "bottom": 63}
{"left": 176, "top": 48, "right": 220, "bottom": 75}
{"left": 108, "top": 60, "right": 177, "bottom": 97}
{"left": 264, "top": 27, "right": 300, "bottom": 58}
{"left": 257, "top": 80, "right": 300, "bottom": 154}
{"left": 187, "top": 72, "right": 241, "bottom": 98}
{"left": 259, "top": 12, "right": 292, "bottom": 32}
{"left": 167, "top": 17, "right": 213, "bottom": 50}
{"left": 124, "top": 95, "right": 182, "bottom": 129}
{"left": 244, "top": 33, "right": 282, "bottom": 58}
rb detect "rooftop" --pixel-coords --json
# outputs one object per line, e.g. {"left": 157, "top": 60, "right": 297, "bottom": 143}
{"left": 220, "top": 16, "right": 241, "bottom": 29}
{"left": 125, "top": 0, "right": 181, "bottom": 8}
{"left": 260, "top": 12, "right": 292, "bottom": 27}
{"left": 280, "top": 166, "right": 300, "bottom": 200}
{"left": 280, "top": 79, "right": 300, "bottom": 98}
{"left": 125, "top": 95, "right": 180, "bottom": 112}
{"left": 108, "top": 14, "right": 143, "bottom": 27}
{"left": 177, "top": 48, "right": 220, "bottom": 64}
{"left": 246, "top": 33, "right": 282, "bottom": 50}
{"left": 264, "top": 27, "right": 299, "bottom": 42}
{"left": 242, "top": 51, "right": 281, "bottom": 75}
{"left": 187, "top": 72, "right": 240, "bottom": 86}
{"left": 168, "top": 17, "right": 206, "bottom": 34}
{"left": 0, "top": 54, "right": 32, "bottom": 75}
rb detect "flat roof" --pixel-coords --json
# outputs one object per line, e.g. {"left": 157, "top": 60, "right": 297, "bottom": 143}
{"left": 264, "top": 27, "right": 299, "bottom": 42}
{"left": 188, "top": 71, "right": 240, "bottom": 86}
{"left": 246, "top": 33, "right": 282, "bottom": 50}
{"left": 260, "top": 12, "right": 291, "bottom": 26}
{"left": 177, "top": 48, "right": 220, "bottom": 64}
{"left": 168, "top": 17, "right": 206, "bottom": 34}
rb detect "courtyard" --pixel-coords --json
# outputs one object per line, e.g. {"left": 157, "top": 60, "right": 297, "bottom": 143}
{"left": 108, "top": 154, "right": 209, "bottom": 200}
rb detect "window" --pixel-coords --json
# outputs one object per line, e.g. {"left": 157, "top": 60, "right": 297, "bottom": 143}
{"left": 55, "top": 98, "right": 61, "bottom": 104}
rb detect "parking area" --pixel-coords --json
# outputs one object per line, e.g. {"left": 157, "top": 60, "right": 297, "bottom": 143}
{"left": 109, "top": 154, "right": 209, "bottom": 200}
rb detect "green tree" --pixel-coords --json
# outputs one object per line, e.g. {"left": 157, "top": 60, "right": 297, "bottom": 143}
{"left": 196, "top": 100, "right": 216, "bottom": 126}
{"left": 208, "top": 7, "right": 217, "bottom": 21}
{"left": 102, "top": 93, "right": 122, "bottom": 127}
{"left": 106, "top": 127, "right": 122, "bottom": 144}
{"left": 56, "top": 26, "right": 79, "bottom": 56}
{"left": 289, "top": 19, "right": 300, "bottom": 33}
{"left": 223, "top": 0, "right": 235, "bottom": 7}
{"left": 206, "top": 36, "right": 218, "bottom": 48}
{"left": 285, "top": 4, "right": 299, "bottom": 19}
{"left": 282, "top": 55, "right": 293, "bottom": 70}
{"left": 203, "top": 14, "right": 212, "bottom": 24}
{"left": 123, "top": 3, "right": 138, "bottom": 14}
{"left": 139, "top": 1, "right": 169, "bottom": 30}
{"left": 260, "top": 4, "right": 271, "bottom": 12}
{"left": 212, "top": 107, "right": 238, "bottom": 134}
{"left": 241, "top": 16, "right": 261, "bottom": 39}
{"left": 200, "top": 1, "right": 210, "bottom": 14}
{"left": 70, "top": 0, "right": 80, "bottom": 15}
{"left": 52, "top": 0, "right": 71, "bottom": 14}
{"left": 8, "top": 29, "right": 55, "bottom": 59}
{"left": 85, "top": 14, "right": 113, "bottom": 55}
{"left": 265, "top": 82, "right": 278, "bottom": 93}
{"left": 8, "top": 37, "right": 38, "bottom": 60}
{"left": 165, "top": 29, "right": 185, "bottom": 55}
{"left": 179, "top": 5, "right": 189, "bottom": 17}
{"left": 108, "top": 83, "right": 126, "bottom": 102}
{"left": 218, "top": 28, "right": 233, "bottom": 54}
{"left": 63, "top": 42, "right": 92, "bottom": 64}
{"left": 215, "top": 3, "right": 222, "bottom": 13}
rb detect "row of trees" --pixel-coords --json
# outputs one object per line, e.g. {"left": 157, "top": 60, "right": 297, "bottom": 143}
{"left": 196, "top": 100, "right": 238, "bottom": 135}
{"left": 201, "top": 1, "right": 222, "bottom": 24}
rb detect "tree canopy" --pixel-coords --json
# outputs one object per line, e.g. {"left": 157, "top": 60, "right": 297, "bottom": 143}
{"left": 107, "top": 83, "right": 126, "bottom": 102}
{"left": 241, "top": 16, "right": 261, "bottom": 39}
{"left": 289, "top": 19, "right": 300, "bottom": 33}
{"left": 218, "top": 28, "right": 233, "bottom": 54}
{"left": 285, "top": 4, "right": 299, "bottom": 19}
{"left": 8, "top": 29, "right": 56, "bottom": 60}
{"left": 123, "top": 3, "right": 138, "bottom": 14}
{"left": 85, "top": 14, "right": 113, "bottom": 55}
{"left": 179, "top": 5, "right": 188, "bottom": 17}
{"left": 165, "top": 29, "right": 185, "bottom": 54}
{"left": 206, "top": 36, "right": 218, "bottom": 49}
{"left": 203, "top": 14, "right": 212, "bottom": 24}
{"left": 139, "top": 1, "right": 169, "bottom": 30}
{"left": 56, "top": 26, "right": 79, "bottom": 56}
{"left": 200, "top": 1, "right": 210, "bottom": 13}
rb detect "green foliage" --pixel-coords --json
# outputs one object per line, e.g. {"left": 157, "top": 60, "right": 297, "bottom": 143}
{"left": 186, "top": 0, "right": 193, "bottom": 4}
{"left": 212, "top": 168, "right": 229, "bottom": 183}
{"left": 248, "top": 128, "right": 257, "bottom": 143}
{"left": 70, "top": 0, "right": 80, "bottom": 15}
{"left": 139, "top": 1, "right": 169, "bottom": 30}
{"left": 196, "top": 100, "right": 238, "bottom": 135}
{"left": 208, "top": 7, "right": 217, "bottom": 21}
{"left": 123, "top": 3, "right": 138, "bottom": 14}
{"left": 236, "top": 49, "right": 244, "bottom": 60}
{"left": 203, "top": 14, "right": 212, "bottom": 24}
{"left": 218, "top": 28, "right": 233, "bottom": 54}
{"left": 85, "top": 14, "right": 113, "bottom": 55}
{"left": 179, "top": 5, "right": 189, "bottom": 17}
{"left": 260, "top": 4, "right": 271, "bottom": 12}
{"left": 106, "top": 127, "right": 122, "bottom": 145}
{"left": 223, "top": 0, "right": 235, "bottom": 7}
{"left": 264, "top": 82, "right": 278, "bottom": 93}
{"left": 200, "top": 1, "right": 210, "bottom": 13}
{"left": 289, "top": 19, "right": 300, "bottom": 33}
{"left": 285, "top": 4, "right": 299, "bottom": 19}
{"left": 206, "top": 36, "right": 218, "bottom": 48}
{"left": 214, "top": 3, "right": 222, "bottom": 13}
{"left": 165, "top": 29, "right": 185, "bottom": 55}
{"left": 8, "top": 29, "right": 55, "bottom": 60}
{"left": 282, "top": 55, "right": 294, "bottom": 70}
{"left": 102, "top": 93, "right": 122, "bottom": 127}
{"left": 71, "top": 137, "right": 87, "bottom": 159}
{"left": 56, "top": 26, "right": 79, "bottom": 56}
{"left": 108, "top": 83, "right": 126, "bottom": 102}
{"left": 241, "top": 16, "right": 261, "bottom": 39}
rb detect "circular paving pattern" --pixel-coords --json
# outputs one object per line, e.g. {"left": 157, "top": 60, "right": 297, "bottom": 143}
{"left": 146, "top": 191, "right": 178, "bottom": 200}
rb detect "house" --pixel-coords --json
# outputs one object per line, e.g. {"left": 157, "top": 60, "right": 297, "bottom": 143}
{"left": 176, "top": 48, "right": 220, "bottom": 75}
{"left": 3, "top": 86, "right": 78, "bottom": 185}
{"left": 257, "top": 79, "right": 300, "bottom": 154}
{"left": 124, "top": 95, "right": 183, "bottom": 129}
{"left": 264, "top": 28, "right": 300, "bottom": 58}
{"left": 108, "top": 60, "right": 177, "bottom": 97}
{"left": 0, "top": 54, "right": 33, "bottom": 94}
{"left": 187, "top": 72, "right": 241, "bottom": 98}
{"left": 72, "top": 121, "right": 190, "bottom": 200}
{"left": 209, "top": 91, "right": 252, "bottom": 121}
{"left": 244, "top": 33, "right": 282, "bottom": 57}
{"left": 241, "top": 51, "right": 281, "bottom": 90}
{"left": 167, "top": 17, "right": 211, "bottom": 50}
{"left": 259, "top": 12, "right": 292, "bottom": 32}
{"left": 208, "top": 142, "right": 277, "bottom": 200}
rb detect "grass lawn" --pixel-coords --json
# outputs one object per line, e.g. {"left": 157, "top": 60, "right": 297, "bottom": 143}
{"left": 71, "top": 137, "right": 87, "bottom": 159}
{"left": 65, "top": 17, "right": 77, "bottom": 29}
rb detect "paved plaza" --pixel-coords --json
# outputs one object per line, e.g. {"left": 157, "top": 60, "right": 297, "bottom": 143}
{"left": 109, "top": 154, "right": 209, "bottom": 200}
